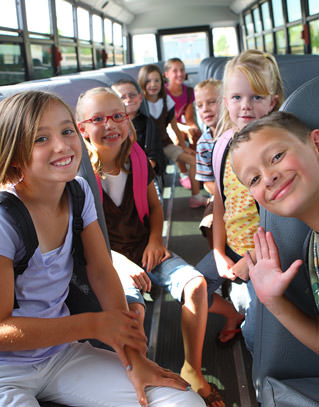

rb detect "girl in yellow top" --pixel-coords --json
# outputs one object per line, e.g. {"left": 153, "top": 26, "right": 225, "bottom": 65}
{"left": 196, "top": 50, "right": 284, "bottom": 351}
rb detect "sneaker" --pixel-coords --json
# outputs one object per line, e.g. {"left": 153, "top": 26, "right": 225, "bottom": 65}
{"left": 179, "top": 175, "right": 191, "bottom": 190}
{"left": 190, "top": 195, "right": 208, "bottom": 208}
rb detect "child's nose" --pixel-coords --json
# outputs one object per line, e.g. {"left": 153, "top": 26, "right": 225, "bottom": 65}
{"left": 241, "top": 98, "right": 252, "bottom": 109}
{"left": 264, "top": 169, "right": 278, "bottom": 187}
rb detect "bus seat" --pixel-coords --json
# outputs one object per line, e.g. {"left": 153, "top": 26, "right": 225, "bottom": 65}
{"left": 0, "top": 77, "right": 107, "bottom": 112}
{"left": 277, "top": 57, "right": 319, "bottom": 99}
{"left": 253, "top": 75, "right": 319, "bottom": 405}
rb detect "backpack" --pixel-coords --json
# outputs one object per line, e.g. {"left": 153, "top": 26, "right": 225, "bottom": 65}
{"left": 212, "top": 128, "right": 233, "bottom": 204}
{"left": 96, "top": 142, "right": 149, "bottom": 224}
{"left": 0, "top": 179, "right": 101, "bottom": 314}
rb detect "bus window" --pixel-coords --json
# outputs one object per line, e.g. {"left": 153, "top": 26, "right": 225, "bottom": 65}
{"left": 60, "top": 45, "right": 78, "bottom": 74}
{"left": 77, "top": 7, "right": 90, "bottom": 41}
{"left": 104, "top": 18, "right": 114, "bottom": 65}
{"left": 288, "top": 24, "right": 304, "bottom": 54}
{"left": 132, "top": 34, "right": 157, "bottom": 64}
{"left": 25, "top": 0, "right": 51, "bottom": 37}
{"left": 56, "top": 0, "right": 74, "bottom": 38}
{"left": 0, "top": 43, "right": 25, "bottom": 85}
{"left": 93, "top": 15, "right": 103, "bottom": 43}
{"left": 271, "top": 0, "right": 284, "bottom": 27}
{"left": 264, "top": 33, "right": 274, "bottom": 53}
{"left": 287, "top": 0, "right": 302, "bottom": 22}
{"left": 0, "top": 0, "right": 18, "bottom": 31}
{"left": 275, "top": 30, "right": 286, "bottom": 54}
{"left": 310, "top": 20, "right": 319, "bottom": 54}
{"left": 160, "top": 32, "right": 208, "bottom": 67}
{"left": 261, "top": 2, "right": 272, "bottom": 31}
{"left": 30, "top": 44, "right": 54, "bottom": 79}
{"left": 212, "top": 27, "right": 238, "bottom": 56}
{"left": 309, "top": 0, "right": 319, "bottom": 15}
{"left": 253, "top": 7, "right": 263, "bottom": 33}
{"left": 78, "top": 47, "right": 93, "bottom": 70}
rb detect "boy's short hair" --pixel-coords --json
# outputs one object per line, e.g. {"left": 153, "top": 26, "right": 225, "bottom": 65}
{"left": 164, "top": 57, "right": 184, "bottom": 72}
{"left": 112, "top": 78, "right": 140, "bottom": 94}
{"left": 194, "top": 78, "right": 222, "bottom": 93}
{"left": 230, "top": 111, "right": 312, "bottom": 152}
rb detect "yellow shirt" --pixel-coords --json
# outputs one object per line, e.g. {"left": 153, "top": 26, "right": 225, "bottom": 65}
{"left": 223, "top": 152, "right": 259, "bottom": 255}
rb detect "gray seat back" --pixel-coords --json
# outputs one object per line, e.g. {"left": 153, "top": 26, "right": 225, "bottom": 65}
{"left": 253, "top": 75, "right": 319, "bottom": 403}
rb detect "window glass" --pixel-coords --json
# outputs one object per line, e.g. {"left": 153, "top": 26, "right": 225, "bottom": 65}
{"left": 133, "top": 34, "right": 157, "bottom": 64}
{"left": 92, "top": 15, "right": 103, "bottom": 43}
{"left": 309, "top": 0, "right": 319, "bottom": 15}
{"left": 79, "top": 47, "right": 93, "bottom": 70}
{"left": 253, "top": 8, "right": 262, "bottom": 33}
{"left": 271, "top": 0, "right": 284, "bottom": 27}
{"left": 95, "top": 48, "right": 104, "bottom": 68}
{"left": 247, "top": 37, "right": 256, "bottom": 49}
{"left": 56, "top": 0, "right": 74, "bottom": 38}
{"left": 256, "top": 36, "right": 264, "bottom": 50}
{"left": 104, "top": 18, "right": 113, "bottom": 44}
{"left": 106, "top": 44, "right": 115, "bottom": 65}
{"left": 113, "top": 23, "right": 122, "bottom": 46}
{"left": 213, "top": 27, "right": 239, "bottom": 56}
{"left": 25, "top": 0, "right": 51, "bottom": 35}
{"left": 123, "top": 36, "right": 128, "bottom": 64}
{"left": 265, "top": 33, "right": 274, "bottom": 52}
{"left": 114, "top": 47, "right": 124, "bottom": 65}
{"left": 288, "top": 24, "right": 304, "bottom": 53}
{"left": 287, "top": 0, "right": 302, "bottom": 22}
{"left": 261, "top": 2, "right": 272, "bottom": 30}
{"left": 60, "top": 45, "right": 77, "bottom": 74}
{"left": 0, "top": 43, "right": 25, "bottom": 84}
{"left": 245, "top": 13, "right": 254, "bottom": 35}
{"left": 275, "top": 30, "right": 286, "bottom": 53}
{"left": 31, "top": 43, "right": 53, "bottom": 79}
{"left": 77, "top": 7, "right": 90, "bottom": 41}
{"left": 310, "top": 20, "right": 319, "bottom": 54}
{"left": 0, "top": 0, "right": 18, "bottom": 29}
{"left": 160, "top": 32, "right": 208, "bottom": 67}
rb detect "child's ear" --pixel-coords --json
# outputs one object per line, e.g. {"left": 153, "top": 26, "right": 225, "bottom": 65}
{"left": 310, "top": 129, "right": 319, "bottom": 152}
{"left": 269, "top": 94, "right": 279, "bottom": 112}
{"left": 77, "top": 122, "right": 89, "bottom": 139}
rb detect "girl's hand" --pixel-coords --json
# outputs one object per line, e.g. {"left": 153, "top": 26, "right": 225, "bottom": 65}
{"left": 129, "top": 267, "right": 152, "bottom": 293}
{"left": 231, "top": 257, "right": 249, "bottom": 281}
{"left": 127, "top": 354, "right": 190, "bottom": 407}
{"left": 142, "top": 241, "right": 171, "bottom": 273}
{"left": 183, "top": 146, "right": 195, "bottom": 156}
{"left": 187, "top": 127, "right": 201, "bottom": 145}
{"left": 245, "top": 227, "right": 302, "bottom": 307}
{"left": 214, "top": 249, "right": 236, "bottom": 280}
{"left": 95, "top": 310, "right": 147, "bottom": 367}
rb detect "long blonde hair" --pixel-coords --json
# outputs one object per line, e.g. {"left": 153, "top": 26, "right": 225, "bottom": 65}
{"left": 76, "top": 87, "right": 137, "bottom": 176}
{"left": 0, "top": 91, "right": 80, "bottom": 186}
{"left": 215, "top": 50, "right": 284, "bottom": 137}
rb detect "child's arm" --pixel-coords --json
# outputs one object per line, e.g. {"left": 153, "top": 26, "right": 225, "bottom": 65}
{"left": 169, "top": 116, "right": 194, "bottom": 155}
{"left": 183, "top": 103, "right": 201, "bottom": 144}
{"left": 246, "top": 227, "right": 319, "bottom": 353}
{"left": 142, "top": 180, "right": 170, "bottom": 273}
{"left": 203, "top": 181, "right": 215, "bottom": 196}
{"left": 231, "top": 250, "right": 255, "bottom": 281}
{"left": 213, "top": 183, "right": 236, "bottom": 280}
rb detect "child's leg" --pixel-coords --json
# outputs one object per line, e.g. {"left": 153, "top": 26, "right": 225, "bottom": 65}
{"left": 38, "top": 342, "right": 204, "bottom": 407}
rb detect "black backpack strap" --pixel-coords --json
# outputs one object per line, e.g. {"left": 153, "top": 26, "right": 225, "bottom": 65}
{"left": 0, "top": 192, "right": 38, "bottom": 308}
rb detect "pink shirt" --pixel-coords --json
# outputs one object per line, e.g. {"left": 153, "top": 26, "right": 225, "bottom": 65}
{"left": 165, "top": 84, "right": 194, "bottom": 123}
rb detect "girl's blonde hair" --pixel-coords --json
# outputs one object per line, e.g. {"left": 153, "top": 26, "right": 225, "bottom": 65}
{"left": 215, "top": 50, "right": 284, "bottom": 137}
{"left": 0, "top": 91, "right": 80, "bottom": 186}
{"left": 76, "top": 87, "right": 137, "bottom": 176}
{"left": 138, "top": 64, "right": 166, "bottom": 99}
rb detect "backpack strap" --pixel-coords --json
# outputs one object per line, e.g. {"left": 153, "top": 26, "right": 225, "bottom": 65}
{"left": 186, "top": 85, "right": 193, "bottom": 105}
{"left": 130, "top": 142, "right": 149, "bottom": 224}
{"left": 0, "top": 191, "right": 38, "bottom": 309}
{"left": 212, "top": 129, "right": 233, "bottom": 201}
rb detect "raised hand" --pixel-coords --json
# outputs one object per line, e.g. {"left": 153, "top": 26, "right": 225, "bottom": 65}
{"left": 245, "top": 227, "right": 302, "bottom": 307}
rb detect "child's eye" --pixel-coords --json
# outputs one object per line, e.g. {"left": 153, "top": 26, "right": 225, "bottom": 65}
{"left": 249, "top": 175, "right": 260, "bottom": 187}
{"left": 232, "top": 95, "right": 240, "bottom": 101}
{"left": 253, "top": 95, "right": 264, "bottom": 101}
{"left": 92, "top": 115, "right": 104, "bottom": 123}
{"left": 196, "top": 103, "right": 203, "bottom": 109}
{"left": 35, "top": 135, "right": 48, "bottom": 143}
{"left": 272, "top": 152, "right": 284, "bottom": 163}
{"left": 62, "top": 128, "right": 75, "bottom": 136}
{"left": 208, "top": 99, "right": 216, "bottom": 105}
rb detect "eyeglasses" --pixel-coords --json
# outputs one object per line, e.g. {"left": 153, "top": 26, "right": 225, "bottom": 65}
{"left": 120, "top": 92, "right": 139, "bottom": 100}
{"left": 80, "top": 112, "right": 128, "bottom": 126}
